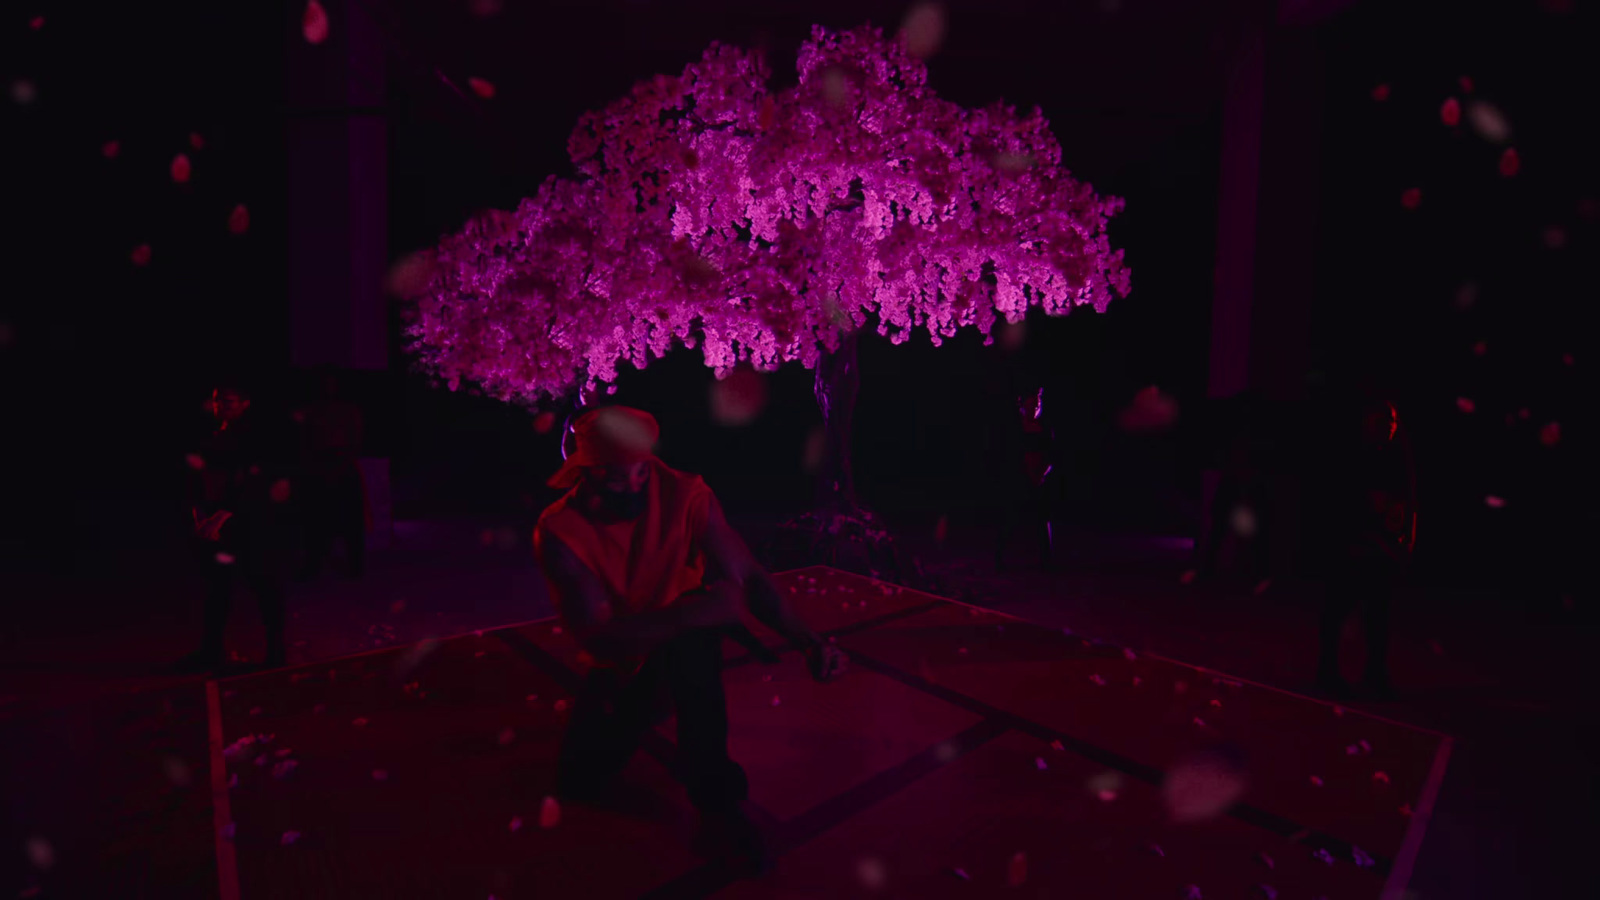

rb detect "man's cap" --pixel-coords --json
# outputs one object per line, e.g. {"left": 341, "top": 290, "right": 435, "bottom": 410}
{"left": 548, "top": 405, "right": 660, "bottom": 490}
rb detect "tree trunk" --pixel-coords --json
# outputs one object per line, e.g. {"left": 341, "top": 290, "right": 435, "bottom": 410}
{"left": 813, "top": 328, "right": 862, "bottom": 513}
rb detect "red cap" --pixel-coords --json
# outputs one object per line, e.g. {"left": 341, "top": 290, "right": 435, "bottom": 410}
{"left": 547, "top": 406, "right": 660, "bottom": 490}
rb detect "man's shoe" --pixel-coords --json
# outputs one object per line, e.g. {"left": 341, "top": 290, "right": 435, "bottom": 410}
{"left": 1357, "top": 677, "right": 1397, "bottom": 702}
{"left": 1314, "top": 671, "right": 1352, "bottom": 700}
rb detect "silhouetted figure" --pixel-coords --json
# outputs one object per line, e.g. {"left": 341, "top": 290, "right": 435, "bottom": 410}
{"left": 295, "top": 369, "right": 366, "bottom": 579}
{"left": 996, "top": 386, "right": 1057, "bottom": 571}
{"left": 534, "top": 406, "right": 846, "bottom": 878}
{"left": 1308, "top": 380, "right": 1416, "bottom": 699}
{"left": 177, "top": 383, "right": 293, "bottom": 672}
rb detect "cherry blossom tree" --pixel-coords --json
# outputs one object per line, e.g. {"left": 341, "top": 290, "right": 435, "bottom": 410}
{"left": 407, "top": 23, "right": 1130, "bottom": 522}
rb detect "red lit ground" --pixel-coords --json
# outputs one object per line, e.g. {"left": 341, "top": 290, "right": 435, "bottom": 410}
{"left": 201, "top": 566, "right": 1446, "bottom": 899}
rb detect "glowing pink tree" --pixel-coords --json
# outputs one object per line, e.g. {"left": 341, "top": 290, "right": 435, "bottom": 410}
{"left": 408, "top": 24, "right": 1129, "bottom": 514}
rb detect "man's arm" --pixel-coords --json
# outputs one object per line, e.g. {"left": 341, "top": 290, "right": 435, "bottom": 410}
{"left": 699, "top": 496, "right": 822, "bottom": 653}
{"left": 536, "top": 530, "right": 735, "bottom": 662}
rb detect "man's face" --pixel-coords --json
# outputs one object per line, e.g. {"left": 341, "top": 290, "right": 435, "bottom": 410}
{"left": 213, "top": 389, "right": 250, "bottom": 424}
{"left": 585, "top": 461, "right": 651, "bottom": 519}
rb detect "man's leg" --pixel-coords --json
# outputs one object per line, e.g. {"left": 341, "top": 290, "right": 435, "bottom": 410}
{"left": 1358, "top": 563, "right": 1395, "bottom": 696}
{"left": 1317, "top": 571, "right": 1357, "bottom": 692}
{"left": 555, "top": 662, "right": 664, "bottom": 802}
{"left": 245, "top": 552, "right": 288, "bottom": 668}
{"left": 339, "top": 472, "right": 367, "bottom": 577}
{"left": 662, "top": 628, "right": 772, "bottom": 875}
{"left": 198, "top": 552, "right": 235, "bottom": 664}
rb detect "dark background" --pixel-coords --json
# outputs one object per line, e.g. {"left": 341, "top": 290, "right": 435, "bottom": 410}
{"left": 3, "top": 0, "right": 1594, "bottom": 590}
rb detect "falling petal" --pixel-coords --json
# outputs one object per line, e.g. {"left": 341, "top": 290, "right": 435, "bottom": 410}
{"left": 1180, "top": 569, "right": 1197, "bottom": 585}
{"left": 1468, "top": 101, "right": 1513, "bottom": 143}
{"left": 1258, "top": 851, "right": 1275, "bottom": 869}
{"left": 1371, "top": 83, "right": 1390, "bottom": 102}
{"left": 1458, "top": 75, "right": 1474, "bottom": 93}
{"left": 313, "top": 704, "right": 326, "bottom": 714}
{"left": 30, "top": 15, "right": 44, "bottom": 29}
{"left": 468, "top": 77, "right": 496, "bottom": 99}
{"left": 302, "top": 1, "right": 329, "bottom": 44}
{"left": 1209, "top": 698, "right": 1223, "bottom": 708}
{"left": 1183, "top": 886, "right": 1203, "bottom": 900}
{"left": 1035, "top": 756, "right": 1048, "bottom": 771}
{"left": 1050, "top": 739, "right": 1065, "bottom": 752}
{"left": 130, "top": 244, "right": 152, "bottom": 266}
{"left": 508, "top": 816, "right": 523, "bottom": 832}
{"left": 1313, "top": 848, "right": 1334, "bottom": 865}
{"left": 373, "top": 769, "right": 388, "bottom": 781}
{"left": 1473, "top": 340, "right": 1487, "bottom": 356}
{"left": 1122, "top": 647, "right": 1137, "bottom": 661}
{"left": 229, "top": 204, "right": 250, "bottom": 235}
{"left": 770, "top": 695, "right": 781, "bottom": 707}
{"left": 533, "top": 411, "right": 557, "bottom": 433}
{"left": 1352, "top": 846, "right": 1375, "bottom": 868}
{"left": 11, "top": 79, "right": 37, "bottom": 106}
{"left": 1544, "top": 226, "right": 1567, "bottom": 249}
{"left": 856, "top": 856, "right": 889, "bottom": 889}
{"left": 1372, "top": 770, "right": 1390, "bottom": 785}
{"left": 710, "top": 365, "right": 768, "bottom": 426}
{"left": 952, "top": 868, "right": 970, "bottom": 881}
{"left": 281, "top": 830, "right": 301, "bottom": 846}
{"left": 24, "top": 838, "right": 53, "bottom": 871}
{"left": 554, "top": 699, "right": 569, "bottom": 712}
{"left": 498, "top": 727, "right": 515, "bottom": 746}
{"left": 1540, "top": 422, "right": 1561, "bottom": 446}
{"left": 934, "top": 515, "right": 949, "bottom": 543}
{"left": 1132, "top": 676, "right": 1142, "bottom": 687}
{"left": 352, "top": 717, "right": 369, "bottom": 727}
{"left": 900, "top": 3, "right": 948, "bottom": 59}
{"left": 1258, "top": 886, "right": 1278, "bottom": 900}
{"left": 1485, "top": 495, "right": 1505, "bottom": 509}
{"left": 1149, "top": 843, "right": 1165, "bottom": 857}
{"left": 1399, "top": 803, "right": 1413, "bottom": 816}
{"left": 189, "top": 132, "right": 205, "bottom": 150}
{"left": 1456, "top": 397, "right": 1475, "bottom": 413}
{"left": 1359, "top": 739, "right": 1371, "bottom": 753}
{"left": 1309, "top": 775, "right": 1323, "bottom": 787}
{"left": 1089, "top": 673, "right": 1106, "bottom": 686}
{"left": 1193, "top": 717, "right": 1207, "bottom": 728}
{"left": 539, "top": 796, "right": 561, "bottom": 829}
{"left": 1401, "top": 188, "right": 1422, "bottom": 210}
{"left": 1440, "top": 97, "right": 1461, "bottom": 127}
{"left": 1006, "top": 852, "right": 1027, "bottom": 887}
{"left": 1163, "top": 751, "right": 1248, "bottom": 822}
{"left": 171, "top": 153, "right": 192, "bottom": 183}
{"left": 102, "top": 140, "right": 120, "bottom": 159}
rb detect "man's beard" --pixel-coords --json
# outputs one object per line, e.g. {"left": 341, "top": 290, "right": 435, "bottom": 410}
{"left": 596, "top": 488, "right": 649, "bottom": 521}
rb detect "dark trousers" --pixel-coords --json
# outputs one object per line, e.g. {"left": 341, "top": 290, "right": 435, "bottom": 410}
{"left": 996, "top": 483, "right": 1053, "bottom": 571}
{"left": 198, "top": 540, "right": 287, "bottom": 663}
{"left": 300, "top": 469, "right": 365, "bottom": 577}
{"left": 557, "top": 628, "right": 749, "bottom": 815}
{"left": 1317, "top": 555, "right": 1395, "bottom": 685}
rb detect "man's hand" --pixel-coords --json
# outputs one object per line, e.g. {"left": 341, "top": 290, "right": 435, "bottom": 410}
{"left": 690, "top": 581, "right": 746, "bottom": 629}
{"left": 805, "top": 641, "right": 848, "bottom": 683}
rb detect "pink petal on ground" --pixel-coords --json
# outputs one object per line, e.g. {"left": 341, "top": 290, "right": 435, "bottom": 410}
{"left": 1399, "top": 804, "right": 1413, "bottom": 816}
{"left": 1149, "top": 843, "right": 1165, "bottom": 857}
{"left": 1035, "top": 757, "right": 1048, "bottom": 771}
{"left": 1313, "top": 848, "right": 1335, "bottom": 865}
{"left": 1258, "top": 851, "right": 1275, "bottom": 869}
{"left": 281, "top": 830, "right": 301, "bottom": 846}
{"left": 1359, "top": 739, "right": 1371, "bottom": 753}
{"left": 1192, "top": 717, "right": 1207, "bottom": 728}
{"left": 1180, "top": 569, "right": 1197, "bottom": 584}
{"left": 553, "top": 699, "right": 569, "bottom": 712}
{"left": 1373, "top": 771, "right": 1391, "bottom": 784}
{"left": 1258, "top": 886, "right": 1278, "bottom": 900}
{"left": 1209, "top": 699, "right": 1223, "bottom": 708}
{"left": 248, "top": 706, "right": 262, "bottom": 716}
{"left": 272, "top": 760, "right": 298, "bottom": 779}
{"left": 957, "top": 647, "right": 969, "bottom": 655}
{"left": 352, "top": 717, "right": 369, "bottom": 727}
{"left": 228, "top": 773, "right": 237, "bottom": 788}
{"left": 1183, "top": 886, "right": 1203, "bottom": 900}
{"left": 1123, "top": 648, "right": 1137, "bottom": 661}
{"left": 1050, "top": 739, "right": 1065, "bottom": 751}
{"left": 1132, "top": 676, "right": 1143, "bottom": 687}
{"left": 1309, "top": 775, "right": 1323, "bottom": 787}
{"left": 770, "top": 695, "right": 781, "bottom": 707}
{"left": 312, "top": 704, "right": 326, "bottom": 714}
{"left": 373, "top": 769, "right": 388, "bottom": 781}
{"left": 539, "top": 796, "right": 561, "bottom": 829}
{"left": 552, "top": 626, "right": 563, "bottom": 635}
{"left": 1352, "top": 846, "right": 1375, "bottom": 868}
{"left": 498, "top": 728, "right": 515, "bottom": 746}
{"left": 302, "top": 1, "right": 329, "bottom": 44}
{"left": 1089, "top": 673, "right": 1106, "bottom": 686}
{"left": 952, "top": 868, "right": 970, "bottom": 881}
{"left": 508, "top": 816, "right": 523, "bottom": 832}
{"left": 170, "top": 153, "right": 191, "bottom": 183}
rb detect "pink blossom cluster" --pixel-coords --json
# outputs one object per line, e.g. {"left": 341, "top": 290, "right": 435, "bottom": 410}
{"left": 408, "top": 25, "right": 1130, "bottom": 403}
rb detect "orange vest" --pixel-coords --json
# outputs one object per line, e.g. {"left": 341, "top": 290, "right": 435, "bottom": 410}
{"left": 534, "top": 458, "right": 715, "bottom": 669}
